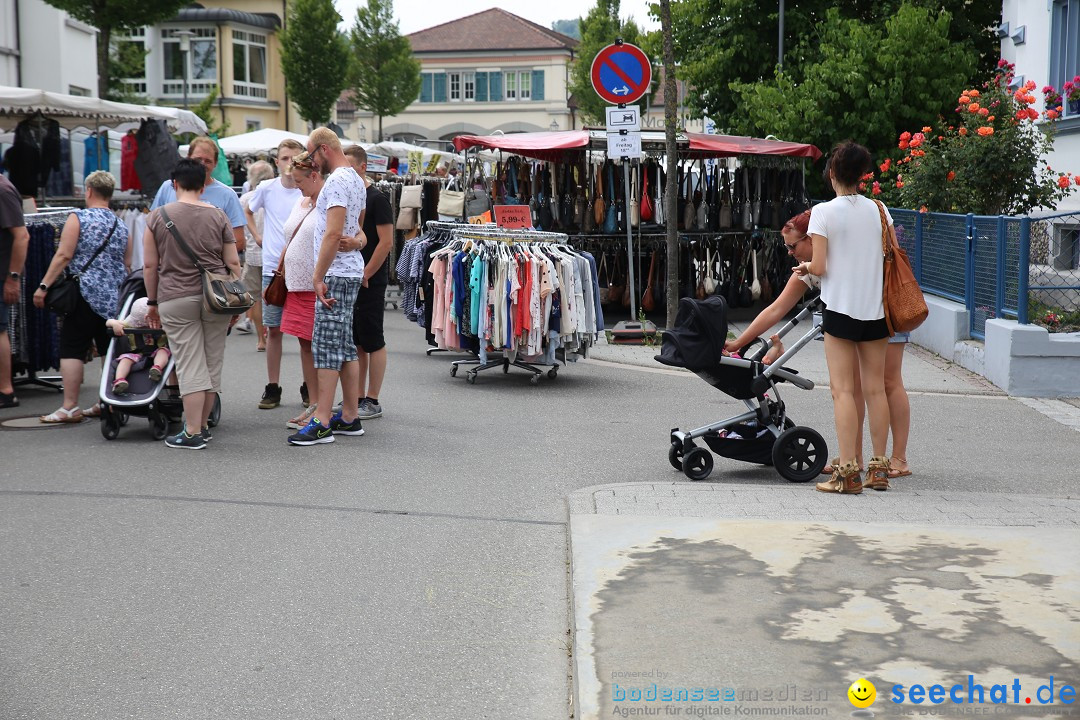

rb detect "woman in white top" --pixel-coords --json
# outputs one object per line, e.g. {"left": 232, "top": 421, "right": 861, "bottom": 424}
{"left": 732, "top": 208, "right": 911, "bottom": 481}
{"left": 795, "top": 142, "right": 894, "bottom": 494}
{"left": 279, "top": 154, "right": 322, "bottom": 429}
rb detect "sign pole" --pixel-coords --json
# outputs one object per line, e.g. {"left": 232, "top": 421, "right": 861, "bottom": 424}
{"left": 620, "top": 103, "right": 636, "bottom": 319}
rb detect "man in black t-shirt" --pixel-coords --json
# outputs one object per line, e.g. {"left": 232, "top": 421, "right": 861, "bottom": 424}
{"left": 345, "top": 146, "right": 394, "bottom": 419}
{"left": 0, "top": 174, "right": 29, "bottom": 408}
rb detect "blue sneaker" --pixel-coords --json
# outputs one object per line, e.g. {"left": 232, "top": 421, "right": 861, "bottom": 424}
{"left": 287, "top": 417, "right": 335, "bottom": 445}
{"left": 329, "top": 411, "right": 365, "bottom": 436}
{"left": 165, "top": 429, "right": 207, "bottom": 450}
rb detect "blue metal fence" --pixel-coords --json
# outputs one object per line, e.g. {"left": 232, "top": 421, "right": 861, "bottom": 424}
{"left": 889, "top": 208, "right": 1040, "bottom": 340}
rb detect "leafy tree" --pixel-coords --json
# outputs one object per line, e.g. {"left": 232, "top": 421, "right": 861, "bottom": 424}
{"left": 729, "top": 4, "right": 977, "bottom": 195}
{"left": 280, "top": 0, "right": 351, "bottom": 127}
{"left": 568, "top": 0, "right": 651, "bottom": 124}
{"left": 107, "top": 36, "right": 149, "bottom": 103}
{"left": 348, "top": 0, "right": 421, "bottom": 142}
{"left": 867, "top": 61, "right": 1079, "bottom": 215}
{"left": 667, "top": 0, "right": 999, "bottom": 128}
{"left": 552, "top": 19, "right": 581, "bottom": 40}
{"left": 40, "top": 0, "right": 189, "bottom": 98}
{"left": 191, "top": 85, "right": 230, "bottom": 138}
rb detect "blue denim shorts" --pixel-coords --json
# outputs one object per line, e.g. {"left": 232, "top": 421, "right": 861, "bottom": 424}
{"left": 312, "top": 275, "right": 361, "bottom": 370}
{"left": 261, "top": 275, "right": 283, "bottom": 328}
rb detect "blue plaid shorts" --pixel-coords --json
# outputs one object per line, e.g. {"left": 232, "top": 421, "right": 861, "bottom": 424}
{"left": 312, "top": 275, "right": 361, "bottom": 370}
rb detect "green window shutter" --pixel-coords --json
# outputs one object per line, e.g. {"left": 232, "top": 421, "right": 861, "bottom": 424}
{"left": 420, "top": 73, "right": 432, "bottom": 103}
{"left": 433, "top": 72, "right": 447, "bottom": 102}
{"left": 475, "top": 71, "right": 488, "bottom": 102}
{"left": 532, "top": 70, "right": 544, "bottom": 101}
{"left": 489, "top": 72, "right": 502, "bottom": 101}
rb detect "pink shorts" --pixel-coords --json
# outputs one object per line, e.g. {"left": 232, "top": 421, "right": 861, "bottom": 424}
{"left": 281, "top": 291, "right": 316, "bottom": 342}
{"left": 119, "top": 347, "right": 171, "bottom": 364}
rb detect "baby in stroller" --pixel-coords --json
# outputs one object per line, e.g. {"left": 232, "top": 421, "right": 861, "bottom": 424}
{"left": 105, "top": 297, "right": 172, "bottom": 394}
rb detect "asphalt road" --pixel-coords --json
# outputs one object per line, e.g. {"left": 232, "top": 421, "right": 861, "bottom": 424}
{"left": 2, "top": 308, "right": 1077, "bottom": 719}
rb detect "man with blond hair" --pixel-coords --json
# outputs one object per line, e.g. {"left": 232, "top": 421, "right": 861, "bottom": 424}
{"left": 245, "top": 138, "right": 304, "bottom": 409}
{"left": 150, "top": 136, "right": 245, "bottom": 250}
{"left": 287, "top": 127, "right": 367, "bottom": 446}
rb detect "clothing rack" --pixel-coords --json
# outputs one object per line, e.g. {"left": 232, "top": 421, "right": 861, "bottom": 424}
{"left": 405, "top": 220, "right": 601, "bottom": 384}
{"left": 8, "top": 213, "right": 68, "bottom": 391}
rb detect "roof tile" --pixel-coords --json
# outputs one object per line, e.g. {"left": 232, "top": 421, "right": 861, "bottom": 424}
{"left": 407, "top": 8, "right": 577, "bottom": 53}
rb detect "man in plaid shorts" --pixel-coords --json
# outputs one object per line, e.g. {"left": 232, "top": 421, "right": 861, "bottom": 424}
{"left": 288, "top": 127, "right": 368, "bottom": 446}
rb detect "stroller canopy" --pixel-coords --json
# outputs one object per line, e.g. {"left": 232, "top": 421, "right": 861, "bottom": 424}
{"left": 655, "top": 296, "right": 730, "bottom": 371}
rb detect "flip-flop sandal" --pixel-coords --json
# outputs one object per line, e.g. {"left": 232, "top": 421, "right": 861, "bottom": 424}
{"left": 40, "top": 407, "right": 83, "bottom": 423}
{"left": 83, "top": 403, "right": 102, "bottom": 418}
{"left": 888, "top": 468, "right": 912, "bottom": 478}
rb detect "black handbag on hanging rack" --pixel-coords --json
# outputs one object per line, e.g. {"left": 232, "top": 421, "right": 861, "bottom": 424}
{"left": 719, "top": 168, "right": 733, "bottom": 229}
{"left": 603, "top": 162, "right": 617, "bottom": 234}
{"left": 759, "top": 168, "right": 773, "bottom": 229}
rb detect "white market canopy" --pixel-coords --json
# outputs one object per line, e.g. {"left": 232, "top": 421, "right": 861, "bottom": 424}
{"left": 371, "top": 140, "right": 465, "bottom": 166}
{"left": 0, "top": 85, "right": 207, "bottom": 134}
{"left": 180, "top": 128, "right": 368, "bottom": 157}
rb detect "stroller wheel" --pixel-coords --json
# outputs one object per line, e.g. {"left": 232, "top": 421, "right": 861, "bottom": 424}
{"left": 772, "top": 426, "right": 828, "bottom": 482}
{"left": 682, "top": 447, "right": 714, "bottom": 482}
{"left": 118, "top": 411, "right": 129, "bottom": 427}
{"left": 207, "top": 393, "right": 222, "bottom": 428}
{"left": 149, "top": 411, "right": 170, "bottom": 441}
{"left": 100, "top": 406, "right": 121, "bottom": 441}
{"left": 668, "top": 443, "right": 685, "bottom": 471}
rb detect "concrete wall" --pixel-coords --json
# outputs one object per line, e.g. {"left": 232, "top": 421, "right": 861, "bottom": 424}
{"left": 0, "top": 0, "right": 18, "bottom": 87}
{"left": 914, "top": 293, "right": 1080, "bottom": 397}
{"left": 15, "top": 0, "right": 98, "bottom": 96}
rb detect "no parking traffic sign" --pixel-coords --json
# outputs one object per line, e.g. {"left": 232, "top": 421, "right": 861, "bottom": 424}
{"left": 590, "top": 41, "right": 652, "bottom": 105}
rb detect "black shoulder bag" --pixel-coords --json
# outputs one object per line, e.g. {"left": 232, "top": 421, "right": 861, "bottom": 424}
{"left": 45, "top": 214, "right": 119, "bottom": 316}
{"left": 159, "top": 207, "right": 254, "bottom": 315}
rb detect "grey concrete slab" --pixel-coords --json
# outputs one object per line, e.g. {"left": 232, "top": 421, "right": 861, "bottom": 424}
{"left": 569, "top": 515, "right": 1080, "bottom": 720}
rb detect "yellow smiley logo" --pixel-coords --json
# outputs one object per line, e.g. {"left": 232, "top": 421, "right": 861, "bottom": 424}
{"left": 848, "top": 678, "right": 877, "bottom": 709}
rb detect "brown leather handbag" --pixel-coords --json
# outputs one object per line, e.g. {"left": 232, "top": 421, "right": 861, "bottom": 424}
{"left": 641, "top": 250, "right": 658, "bottom": 312}
{"left": 593, "top": 165, "right": 606, "bottom": 227}
{"left": 264, "top": 206, "right": 313, "bottom": 307}
{"left": 875, "top": 200, "right": 928, "bottom": 334}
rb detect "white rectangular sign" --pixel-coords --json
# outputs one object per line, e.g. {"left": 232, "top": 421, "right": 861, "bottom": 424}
{"left": 366, "top": 153, "right": 389, "bottom": 173}
{"left": 606, "top": 131, "right": 642, "bottom": 159}
{"left": 606, "top": 105, "right": 641, "bottom": 132}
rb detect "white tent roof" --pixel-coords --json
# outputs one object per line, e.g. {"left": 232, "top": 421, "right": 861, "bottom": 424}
{"left": 0, "top": 85, "right": 207, "bottom": 134}
{"left": 371, "top": 140, "right": 464, "bottom": 165}
{"left": 180, "top": 128, "right": 370, "bottom": 157}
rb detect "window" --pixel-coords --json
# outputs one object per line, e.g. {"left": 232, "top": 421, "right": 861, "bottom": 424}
{"left": 503, "top": 71, "right": 535, "bottom": 101}
{"left": 246, "top": 119, "right": 261, "bottom": 132}
{"left": 161, "top": 28, "right": 216, "bottom": 97}
{"left": 116, "top": 27, "right": 147, "bottom": 95}
{"left": 1051, "top": 0, "right": 1079, "bottom": 117}
{"left": 233, "top": 30, "right": 268, "bottom": 98}
{"left": 463, "top": 72, "right": 475, "bottom": 101}
{"left": 449, "top": 72, "right": 461, "bottom": 101}
{"left": 68, "top": 85, "right": 90, "bottom": 97}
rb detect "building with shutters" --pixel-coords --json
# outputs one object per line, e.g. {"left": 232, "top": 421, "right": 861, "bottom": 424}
{"left": 374, "top": 9, "right": 578, "bottom": 149}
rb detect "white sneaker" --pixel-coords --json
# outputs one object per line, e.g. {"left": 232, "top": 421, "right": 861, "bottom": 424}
{"left": 234, "top": 318, "right": 253, "bottom": 334}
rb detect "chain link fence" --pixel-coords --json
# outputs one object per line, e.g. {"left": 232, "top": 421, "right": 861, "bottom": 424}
{"left": 1026, "top": 210, "right": 1080, "bottom": 333}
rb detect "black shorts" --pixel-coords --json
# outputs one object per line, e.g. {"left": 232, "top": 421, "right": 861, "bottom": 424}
{"left": 822, "top": 308, "right": 889, "bottom": 342}
{"left": 352, "top": 283, "right": 387, "bottom": 353}
{"left": 59, "top": 292, "right": 111, "bottom": 359}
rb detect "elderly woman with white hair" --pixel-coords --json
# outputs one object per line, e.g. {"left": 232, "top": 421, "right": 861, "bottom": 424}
{"left": 31, "top": 170, "right": 131, "bottom": 422}
{"left": 238, "top": 160, "right": 275, "bottom": 348}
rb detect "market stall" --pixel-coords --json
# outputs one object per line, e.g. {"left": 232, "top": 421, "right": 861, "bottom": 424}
{"left": 447, "top": 129, "right": 824, "bottom": 322}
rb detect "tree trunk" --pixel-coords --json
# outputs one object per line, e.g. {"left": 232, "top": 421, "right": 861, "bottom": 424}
{"left": 378, "top": 114, "right": 383, "bottom": 143}
{"left": 660, "top": 0, "right": 679, "bottom": 329}
{"left": 97, "top": 24, "right": 111, "bottom": 99}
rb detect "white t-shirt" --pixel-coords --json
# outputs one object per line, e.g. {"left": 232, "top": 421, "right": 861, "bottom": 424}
{"left": 313, "top": 166, "right": 367, "bottom": 279}
{"left": 807, "top": 195, "right": 891, "bottom": 321}
{"left": 249, "top": 177, "right": 302, "bottom": 276}
{"left": 282, "top": 198, "right": 318, "bottom": 291}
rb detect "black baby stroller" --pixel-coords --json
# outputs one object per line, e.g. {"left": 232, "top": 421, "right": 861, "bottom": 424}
{"left": 655, "top": 295, "right": 828, "bottom": 482}
{"left": 97, "top": 270, "right": 220, "bottom": 440}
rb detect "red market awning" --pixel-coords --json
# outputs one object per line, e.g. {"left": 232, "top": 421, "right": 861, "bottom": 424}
{"left": 453, "top": 131, "right": 590, "bottom": 162}
{"left": 684, "top": 132, "right": 823, "bottom": 161}
{"left": 454, "top": 129, "right": 822, "bottom": 162}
